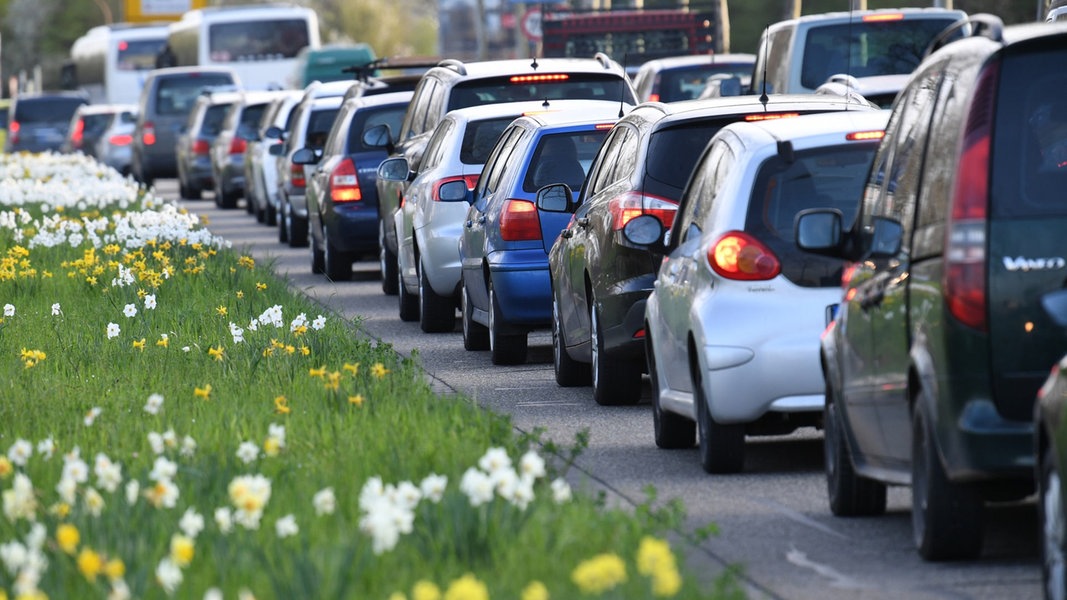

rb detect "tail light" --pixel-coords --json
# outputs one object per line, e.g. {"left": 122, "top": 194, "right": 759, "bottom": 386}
{"left": 330, "top": 157, "right": 361, "bottom": 203}
{"left": 142, "top": 122, "right": 156, "bottom": 146}
{"left": 192, "top": 139, "right": 211, "bottom": 155}
{"left": 71, "top": 119, "right": 85, "bottom": 149}
{"left": 431, "top": 174, "right": 479, "bottom": 201}
{"left": 500, "top": 199, "right": 541, "bottom": 241}
{"left": 228, "top": 137, "right": 247, "bottom": 155}
{"left": 290, "top": 161, "right": 305, "bottom": 188}
{"left": 109, "top": 134, "right": 133, "bottom": 146}
{"left": 708, "top": 230, "right": 781, "bottom": 281}
{"left": 608, "top": 191, "right": 678, "bottom": 232}
{"left": 9, "top": 121, "right": 19, "bottom": 144}
{"left": 944, "top": 60, "right": 997, "bottom": 332}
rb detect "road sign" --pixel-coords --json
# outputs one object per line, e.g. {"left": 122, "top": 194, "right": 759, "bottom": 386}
{"left": 521, "top": 8, "right": 543, "bottom": 41}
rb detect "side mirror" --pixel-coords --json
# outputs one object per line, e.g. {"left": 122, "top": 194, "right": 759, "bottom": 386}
{"left": 377, "top": 157, "right": 410, "bottom": 182}
{"left": 437, "top": 179, "right": 472, "bottom": 203}
{"left": 795, "top": 209, "right": 843, "bottom": 253}
{"left": 291, "top": 147, "right": 318, "bottom": 165}
{"left": 621, "top": 214, "right": 665, "bottom": 247}
{"left": 265, "top": 126, "right": 284, "bottom": 140}
{"left": 535, "top": 183, "right": 575, "bottom": 213}
{"left": 268, "top": 143, "right": 284, "bottom": 156}
{"left": 362, "top": 123, "right": 394, "bottom": 152}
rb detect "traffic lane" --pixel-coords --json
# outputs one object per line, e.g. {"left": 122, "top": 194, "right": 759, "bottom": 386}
{"left": 168, "top": 182, "right": 1041, "bottom": 600}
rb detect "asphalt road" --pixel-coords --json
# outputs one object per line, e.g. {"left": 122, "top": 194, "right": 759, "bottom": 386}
{"left": 159, "top": 179, "right": 1043, "bottom": 600}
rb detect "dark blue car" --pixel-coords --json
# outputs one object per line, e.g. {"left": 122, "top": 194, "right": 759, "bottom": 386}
{"left": 458, "top": 100, "right": 622, "bottom": 365}
{"left": 297, "top": 90, "right": 413, "bottom": 281}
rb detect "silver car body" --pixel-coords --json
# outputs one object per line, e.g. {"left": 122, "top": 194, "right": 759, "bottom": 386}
{"left": 646, "top": 110, "right": 890, "bottom": 425}
{"left": 246, "top": 90, "right": 303, "bottom": 219}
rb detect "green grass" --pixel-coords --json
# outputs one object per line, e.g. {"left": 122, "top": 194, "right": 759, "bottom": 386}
{"left": 0, "top": 154, "right": 743, "bottom": 599}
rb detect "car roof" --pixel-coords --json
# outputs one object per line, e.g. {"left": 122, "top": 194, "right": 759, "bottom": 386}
{"left": 442, "top": 99, "right": 606, "bottom": 124}
{"left": 342, "top": 90, "right": 414, "bottom": 109}
{"left": 638, "top": 53, "right": 756, "bottom": 71}
{"left": 308, "top": 95, "right": 345, "bottom": 110}
{"left": 720, "top": 109, "right": 890, "bottom": 151}
{"left": 427, "top": 55, "right": 626, "bottom": 80}
{"left": 510, "top": 99, "right": 625, "bottom": 128}
{"left": 768, "top": 7, "right": 966, "bottom": 32}
{"left": 74, "top": 103, "right": 138, "bottom": 115}
{"left": 146, "top": 66, "right": 237, "bottom": 79}
{"left": 627, "top": 93, "right": 875, "bottom": 127}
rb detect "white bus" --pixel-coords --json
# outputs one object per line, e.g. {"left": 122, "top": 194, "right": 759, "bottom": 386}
{"left": 167, "top": 4, "right": 321, "bottom": 91}
{"left": 64, "top": 23, "right": 170, "bottom": 105}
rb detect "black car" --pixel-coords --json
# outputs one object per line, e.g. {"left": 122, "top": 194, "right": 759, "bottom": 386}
{"left": 176, "top": 90, "right": 240, "bottom": 200}
{"left": 6, "top": 92, "right": 88, "bottom": 153}
{"left": 797, "top": 15, "right": 1067, "bottom": 561}
{"left": 298, "top": 90, "right": 413, "bottom": 281}
{"left": 546, "top": 95, "right": 877, "bottom": 406}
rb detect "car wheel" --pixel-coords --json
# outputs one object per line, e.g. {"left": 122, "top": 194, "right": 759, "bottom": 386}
{"left": 180, "top": 181, "right": 201, "bottom": 200}
{"left": 552, "top": 294, "right": 589, "bottom": 387}
{"left": 695, "top": 369, "right": 744, "bottom": 474}
{"left": 379, "top": 220, "right": 399, "bottom": 296}
{"left": 216, "top": 184, "right": 238, "bottom": 209}
{"left": 288, "top": 214, "right": 308, "bottom": 248}
{"left": 489, "top": 280, "right": 527, "bottom": 365}
{"left": 266, "top": 203, "right": 277, "bottom": 227}
{"left": 398, "top": 264, "right": 418, "bottom": 322}
{"left": 591, "top": 301, "right": 641, "bottom": 406}
{"left": 648, "top": 332, "right": 694, "bottom": 449}
{"left": 911, "top": 399, "right": 983, "bottom": 561}
{"left": 324, "top": 229, "right": 351, "bottom": 281}
{"left": 825, "top": 386, "right": 886, "bottom": 516}
{"left": 253, "top": 198, "right": 266, "bottom": 223}
{"left": 244, "top": 192, "right": 254, "bottom": 215}
{"left": 1042, "top": 445, "right": 1067, "bottom": 600}
{"left": 310, "top": 231, "right": 325, "bottom": 275}
{"left": 278, "top": 204, "right": 289, "bottom": 243}
{"left": 462, "top": 281, "right": 489, "bottom": 351}
{"left": 419, "top": 259, "right": 455, "bottom": 333}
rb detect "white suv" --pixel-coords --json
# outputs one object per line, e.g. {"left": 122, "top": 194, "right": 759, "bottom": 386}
{"left": 640, "top": 110, "right": 889, "bottom": 474}
{"left": 385, "top": 101, "right": 560, "bottom": 332}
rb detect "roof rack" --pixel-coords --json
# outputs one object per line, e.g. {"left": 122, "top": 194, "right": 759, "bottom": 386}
{"left": 594, "top": 52, "right": 614, "bottom": 70}
{"left": 341, "top": 56, "right": 442, "bottom": 82}
{"left": 924, "top": 13, "right": 1004, "bottom": 57}
{"left": 436, "top": 59, "right": 468, "bottom": 76}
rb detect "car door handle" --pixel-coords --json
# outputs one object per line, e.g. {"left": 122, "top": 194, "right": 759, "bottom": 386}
{"left": 465, "top": 220, "right": 473, "bottom": 228}
{"left": 576, "top": 217, "right": 590, "bottom": 228}
{"left": 477, "top": 215, "right": 486, "bottom": 225}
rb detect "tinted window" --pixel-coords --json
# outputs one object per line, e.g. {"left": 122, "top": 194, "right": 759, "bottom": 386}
{"left": 993, "top": 48, "right": 1067, "bottom": 218}
{"left": 209, "top": 19, "right": 310, "bottom": 61}
{"left": 447, "top": 74, "right": 630, "bottom": 110}
{"left": 800, "top": 18, "right": 960, "bottom": 88}
{"left": 117, "top": 39, "right": 167, "bottom": 71}
{"left": 156, "top": 74, "right": 234, "bottom": 115}
{"left": 201, "top": 104, "right": 232, "bottom": 136}
{"left": 745, "top": 143, "right": 878, "bottom": 287}
{"left": 306, "top": 108, "right": 340, "bottom": 149}
{"left": 656, "top": 64, "right": 752, "bottom": 102}
{"left": 460, "top": 117, "right": 514, "bottom": 164}
{"left": 237, "top": 104, "right": 268, "bottom": 138}
{"left": 81, "top": 114, "right": 113, "bottom": 138}
{"left": 645, "top": 121, "right": 728, "bottom": 201}
{"left": 15, "top": 98, "right": 86, "bottom": 124}
{"left": 348, "top": 105, "right": 407, "bottom": 152}
{"left": 522, "top": 130, "right": 608, "bottom": 192}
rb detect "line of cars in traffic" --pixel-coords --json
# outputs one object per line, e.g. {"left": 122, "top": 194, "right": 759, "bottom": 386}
{"left": 10, "top": 6, "right": 1067, "bottom": 592}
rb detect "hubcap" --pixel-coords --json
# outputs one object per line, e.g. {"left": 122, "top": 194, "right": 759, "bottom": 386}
{"left": 1046, "top": 467, "right": 1066, "bottom": 600}
{"left": 552, "top": 297, "right": 562, "bottom": 369}
{"left": 488, "top": 287, "right": 497, "bottom": 350}
{"left": 591, "top": 307, "right": 600, "bottom": 390}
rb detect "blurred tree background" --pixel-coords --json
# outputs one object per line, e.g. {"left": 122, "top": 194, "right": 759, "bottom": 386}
{"left": 0, "top": 0, "right": 1044, "bottom": 94}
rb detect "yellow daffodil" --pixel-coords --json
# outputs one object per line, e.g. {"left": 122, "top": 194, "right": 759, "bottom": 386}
{"left": 170, "top": 534, "right": 195, "bottom": 567}
{"left": 572, "top": 553, "right": 627, "bottom": 595}
{"left": 284, "top": 344, "right": 295, "bottom": 355}
{"left": 57, "top": 523, "right": 80, "bottom": 554}
{"left": 263, "top": 437, "right": 281, "bottom": 457}
{"left": 412, "top": 580, "right": 441, "bottom": 600}
{"left": 104, "top": 558, "right": 125, "bottom": 581}
{"left": 325, "top": 371, "right": 341, "bottom": 391}
{"left": 348, "top": 394, "right": 364, "bottom": 407}
{"left": 292, "top": 325, "right": 307, "bottom": 336}
{"left": 300, "top": 345, "right": 310, "bottom": 356}
{"left": 50, "top": 502, "right": 71, "bottom": 518}
{"left": 157, "top": 334, "right": 170, "bottom": 348}
{"left": 521, "top": 581, "right": 549, "bottom": 600}
{"left": 194, "top": 385, "right": 212, "bottom": 399}
{"left": 343, "top": 362, "right": 359, "bottom": 375}
{"left": 208, "top": 346, "right": 225, "bottom": 361}
{"left": 133, "top": 338, "right": 146, "bottom": 351}
{"left": 77, "top": 547, "right": 103, "bottom": 582}
{"left": 0, "top": 457, "right": 12, "bottom": 479}
{"left": 216, "top": 306, "right": 228, "bottom": 317}
{"left": 443, "top": 573, "right": 488, "bottom": 600}
{"left": 238, "top": 255, "right": 255, "bottom": 269}
{"left": 309, "top": 366, "right": 326, "bottom": 378}
{"left": 371, "top": 362, "right": 390, "bottom": 379}
{"left": 263, "top": 347, "right": 275, "bottom": 357}
{"left": 274, "top": 396, "right": 290, "bottom": 415}
{"left": 256, "top": 282, "right": 267, "bottom": 291}
{"left": 236, "top": 290, "right": 244, "bottom": 299}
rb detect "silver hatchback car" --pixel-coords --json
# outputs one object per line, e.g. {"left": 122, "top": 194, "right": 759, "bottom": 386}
{"left": 642, "top": 109, "right": 890, "bottom": 474}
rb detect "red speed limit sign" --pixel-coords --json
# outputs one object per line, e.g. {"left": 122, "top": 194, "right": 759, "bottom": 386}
{"left": 520, "top": 8, "right": 542, "bottom": 41}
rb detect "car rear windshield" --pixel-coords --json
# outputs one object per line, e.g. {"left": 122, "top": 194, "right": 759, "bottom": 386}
{"left": 448, "top": 74, "right": 630, "bottom": 110}
{"left": 522, "top": 129, "right": 610, "bottom": 193}
{"left": 81, "top": 114, "right": 113, "bottom": 138}
{"left": 236, "top": 104, "right": 269, "bottom": 139}
{"left": 156, "top": 75, "right": 235, "bottom": 116}
{"left": 460, "top": 117, "right": 515, "bottom": 164}
{"left": 992, "top": 47, "right": 1067, "bottom": 218}
{"left": 117, "top": 39, "right": 167, "bottom": 71}
{"left": 656, "top": 64, "right": 752, "bottom": 102}
{"left": 200, "top": 104, "right": 232, "bottom": 136}
{"left": 745, "top": 142, "right": 878, "bottom": 287}
{"left": 644, "top": 120, "right": 733, "bottom": 202}
{"left": 800, "top": 17, "right": 960, "bottom": 89}
{"left": 348, "top": 105, "right": 407, "bottom": 152}
{"left": 305, "top": 108, "right": 340, "bottom": 149}
{"left": 15, "top": 98, "right": 86, "bottom": 124}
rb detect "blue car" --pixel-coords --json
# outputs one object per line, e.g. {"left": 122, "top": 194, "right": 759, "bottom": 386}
{"left": 458, "top": 100, "right": 623, "bottom": 365}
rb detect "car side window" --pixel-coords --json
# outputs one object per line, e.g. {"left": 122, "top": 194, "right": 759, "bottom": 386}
{"left": 424, "top": 83, "right": 446, "bottom": 137}
{"left": 913, "top": 64, "right": 961, "bottom": 259}
{"left": 675, "top": 139, "right": 733, "bottom": 244}
{"left": 420, "top": 119, "right": 454, "bottom": 172}
{"left": 474, "top": 126, "right": 523, "bottom": 210}
{"left": 402, "top": 78, "right": 435, "bottom": 140}
{"left": 584, "top": 127, "right": 625, "bottom": 198}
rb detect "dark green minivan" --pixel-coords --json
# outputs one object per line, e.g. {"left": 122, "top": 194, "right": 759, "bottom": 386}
{"left": 797, "top": 16, "right": 1067, "bottom": 562}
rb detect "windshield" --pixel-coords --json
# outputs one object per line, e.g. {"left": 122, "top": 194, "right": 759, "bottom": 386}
{"left": 448, "top": 74, "right": 632, "bottom": 110}
{"left": 117, "top": 39, "right": 167, "bottom": 71}
{"left": 209, "top": 19, "right": 310, "bottom": 62}
{"left": 800, "top": 18, "right": 959, "bottom": 89}
{"left": 15, "top": 98, "right": 87, "bottom": 124}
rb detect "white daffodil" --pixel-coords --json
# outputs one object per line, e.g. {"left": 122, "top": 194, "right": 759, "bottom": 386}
{"left": 312, "top": 487, "right": 336, "bottom": 516}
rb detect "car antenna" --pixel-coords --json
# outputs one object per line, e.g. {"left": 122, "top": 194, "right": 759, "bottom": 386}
{"left": 758, "top": 26, "right": 769, "bottom": 108}
{"left": 618, "top": 52, "right": 630, "bottom": 118}
{"left": 845, "top": 4, "right": 856, "bottom": 110}
{"left": 530, "top": 1, "right": 546, "bottom": 70}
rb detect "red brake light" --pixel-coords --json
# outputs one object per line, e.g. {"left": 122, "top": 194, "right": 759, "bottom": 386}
{"left": 510, "top": 73, "right": 570, "bottom": 84}
{"left": 330, "top": 158, "right": 361, "bottom": 203}
{"left": 846, "top": 130, "right": 885, "bottom": 141}
{"left": 431, "top": 174, "right": 479, "bottom": 201}
{"left": 290, "top": 162, "right": 305, "bottom": 188}
{"left": 744, "top": 113, "right": 800, "bottom": 122}
{"left": 708, "top": 231, "right": 781, "bottom": 280}
{"left": 118, "top": 41, "right": 128, "bottom": 51}
{"left": 229, "top": 137, "right": 247, "bottom": 155}
{"left": 109, "top": 134, "right": 133, "bottom": 146}
{"left": 71, "top": 119, "right": 85, "bottom": 147}
{"left": 500, "top": 199, "right": 541, "bottom": 241}
{"left": 142, "top": 122, "right": 156, "bottom": 146}
{"left": 648, "top": 94, "right": 661, "bottom": 102}
{"left": 607, "top": 191, "right": 678, "bottom": 231}
{"left": 944, "top": 61, "right": 997, "bottom": 331}
{"left": 192, "top": 139, "right": 211, "bottom": 155}
{"left": 862, "top": 13, "right": 905, "bottom": 22}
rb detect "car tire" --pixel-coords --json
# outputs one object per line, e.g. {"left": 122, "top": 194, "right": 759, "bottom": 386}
{"left": 591, "top": 301, "right": 641, "bottom": 406}
{"left": 324, "top": 229, "right": 352, "bottom": 281}
{"left": 379, "top": 220, "right": 399, "bottom": 296}
{"left": 310, "top": 234, "right": 325, "bottom": 275}
{"left": 489, "top": 280, "right": 527, "bottom": 365}
{"left": 695, "top": 370, "right": 744, "bottom": 474}
{"left": 216, "top": 185, "right": 238, "bottom": 209}
{"left": 648, "top": 332, "right": 694, "bottom": 449}
{"left": 180, "top": 181, "right": 201, "bottom": 200}
{"left": 911, "top": 400, "right": 984, "bottom": 561}
{"left": 254, "top": 198, "right": 266, "bottom": 223}
{"left": 288, "top": 214, "right": 308, "bottom": 248}
{"left": 825, "top": 387, "right": 886, "bottom": 516}
{"left": 419, "top": 259, "right": 455, "bottom": 333}
{"left": 266, "top": 203, "right": 277, "bottom": 227}
{"left": 244, "top": 192, "right": 254, "bottom": 215}
{"left": 398, "top": 265, "right": 418, "bottom": 322}
{"left": 1041, "top": 445, "right": 1067, "bottom": 600}
{"left": 278, "top": 204, "right": 289, "bottom": 243}
{"left": 552, "top": 294, "right": 589, "bottom": 387}
{"left": 462, "top": 281, "right": 489, "bottom": 351}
